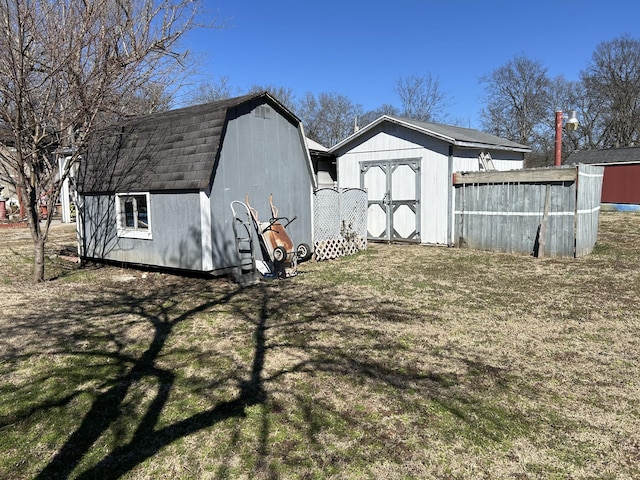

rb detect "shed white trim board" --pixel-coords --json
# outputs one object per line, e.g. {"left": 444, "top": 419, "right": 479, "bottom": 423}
{"left": 200, "top": 190, "right": 213, "bottom": 271}
{"left": 330, "top": 115, "right": 530, "bottom": 245}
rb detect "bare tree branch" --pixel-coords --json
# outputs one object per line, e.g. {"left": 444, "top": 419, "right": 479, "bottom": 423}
{"left": 395, "top": 74, "right": 449, "bottom": 122}
{"left": 581, "top": 34, "right": 640, "bottom": 148}
{"left": 0, "top": 0, "right": 207, "bottom": 282}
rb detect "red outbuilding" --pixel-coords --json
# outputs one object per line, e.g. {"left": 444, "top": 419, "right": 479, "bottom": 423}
{"left": 567, "top": 147, "right": 640, "bottom": 208}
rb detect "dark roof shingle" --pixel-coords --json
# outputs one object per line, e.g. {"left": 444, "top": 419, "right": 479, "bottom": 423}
{"left": 392, "top": 116, "right": 530, "bottom": 151}
{"left": 566, "top": 147, "right": 640, "bottom": 165}
{"left": 330, "top": 115, "right": 531, "bottom": 153}
{"left": 79, "top": 92, "right": 294, "bottom": 193}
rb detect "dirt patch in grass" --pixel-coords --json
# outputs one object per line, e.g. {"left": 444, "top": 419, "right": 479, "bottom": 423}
{"left": 1, "top": 214, "right": 639, "bottom": 479}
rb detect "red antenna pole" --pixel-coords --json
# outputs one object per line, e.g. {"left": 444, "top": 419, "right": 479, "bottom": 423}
{"left": 554, "top": 111, "right": 563, "bottom": 166}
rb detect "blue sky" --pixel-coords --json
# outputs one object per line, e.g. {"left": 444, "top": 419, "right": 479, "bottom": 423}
{"left": 184, "top": 0, "right": 640, "bottom": 129}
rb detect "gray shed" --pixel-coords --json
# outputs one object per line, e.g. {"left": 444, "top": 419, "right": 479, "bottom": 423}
{"left": 77, "top": 92, "right": 315, "bottom": 275}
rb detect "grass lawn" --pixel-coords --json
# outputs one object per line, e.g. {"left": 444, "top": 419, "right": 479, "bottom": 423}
{"left": 1, "top": 212, "right": 639, "bottom": 479}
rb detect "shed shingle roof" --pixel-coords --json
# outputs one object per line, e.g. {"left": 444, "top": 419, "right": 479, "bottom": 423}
{"left": 329, "top": 115, "right": 531, "bottom": 153}
{"left": 79, "top": 92, "right": 298, "bottom": 193}
{"left": 566, "top": 147, "right": 640, "bottom": 165}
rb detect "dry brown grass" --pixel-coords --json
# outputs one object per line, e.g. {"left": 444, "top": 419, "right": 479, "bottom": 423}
{"left": 1, "top": 213, "right": 639, "bottom": 479}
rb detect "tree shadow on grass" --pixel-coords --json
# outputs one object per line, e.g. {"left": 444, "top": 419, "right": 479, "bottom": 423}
{"left": 26, "top": 275, "right": 269, "bottom": 480}
{"left": 0, "top": 266, "right": 531, "bottom": 480}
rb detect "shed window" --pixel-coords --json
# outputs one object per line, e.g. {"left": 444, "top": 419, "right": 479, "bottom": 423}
{"left": 116, "top": 192, "right": 152, "bottom": 239}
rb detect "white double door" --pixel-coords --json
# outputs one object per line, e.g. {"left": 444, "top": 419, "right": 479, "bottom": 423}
{"left": 360, "top": 158, "right": 421, "bottom": 242}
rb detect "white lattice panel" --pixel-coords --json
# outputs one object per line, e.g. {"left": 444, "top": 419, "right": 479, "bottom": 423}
{"left": 313, "top": 188, "right": 367, "bottom": 261}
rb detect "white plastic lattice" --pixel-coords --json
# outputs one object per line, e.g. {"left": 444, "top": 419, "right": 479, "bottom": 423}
{"left": 313, "top": 188, "right": 367, "bottom": 261}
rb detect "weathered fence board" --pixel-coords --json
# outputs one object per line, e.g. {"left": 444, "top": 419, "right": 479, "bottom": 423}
{"left": 575, "top": 164, "right": 605, "bottom": 257}
{"left": 454, "top": 164, "right": 603, "bottom": 258}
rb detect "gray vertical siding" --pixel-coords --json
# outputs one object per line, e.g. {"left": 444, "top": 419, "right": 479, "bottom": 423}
{"left": 209, "top": 103, "right": 313, "bottom": 267}
{"left": 150, "top": 192, "right": 204, "bottom": 269}
{"left": 81, "top": 192, "right": 204, "bottom": 269}
{"left": 81, "top": 195, "right": 119, "bottom": 261}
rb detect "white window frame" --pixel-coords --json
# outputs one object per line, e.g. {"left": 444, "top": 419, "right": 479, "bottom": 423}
{"left": 115, "top": 192, "right": 153, "bottom": 240}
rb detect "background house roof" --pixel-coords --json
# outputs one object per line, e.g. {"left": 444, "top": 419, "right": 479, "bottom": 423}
{"left": 79, "top": 92, "right": 299, "bottom": 193}
{"left": 329, "top": 115, "right": 531, "bottom": 154}
{"left": 566, "top": 147, "right": 640, "bottom": 165}
{"left": 306, "top": 137, "right": 328, "bottom": 152}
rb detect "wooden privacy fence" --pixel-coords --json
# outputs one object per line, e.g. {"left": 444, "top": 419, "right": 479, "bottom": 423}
{"left": 313, "top": 188, "right": 367, "bottom": 261}
{"left": 453, "top": 164, "right": 604, "bottom": 258}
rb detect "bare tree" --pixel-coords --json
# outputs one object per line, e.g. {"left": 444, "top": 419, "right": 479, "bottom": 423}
{"left": 545, "top": 77, "right": 608, "bottom": 158}
{"left": 0, "top": 0, "right": 206, "bottom": 282}
{"left": 524, "top": 76, "right": 586, "bottom": 167}
{"left": 246, "top": 84, "right": 297, "bottom": 112}
{"left": 395, "top": 74, "right": 449, "bottom": 122}
{"left": 186, "top": 76, "right": 235, "bottom": 105}
{"left": 297, "top": 92, "right": 362, "bottom": 147}
{"left": 358, "top": 104, "right": 401, "bottom": 128}
{"left": 480, "top": 55, "right": 551, "bottom": 148}
{"left": 185, "top": 80, "right": 298, "bottom": 115}
{"left": 581, "top": 34, "right": 640, "bottom": 148}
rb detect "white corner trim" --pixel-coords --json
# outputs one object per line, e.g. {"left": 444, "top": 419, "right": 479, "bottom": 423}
{"left": 200, "top": 191, "right": 213, "bottom": 271}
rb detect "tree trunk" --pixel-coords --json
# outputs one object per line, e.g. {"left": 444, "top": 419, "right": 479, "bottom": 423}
{"left": 33, "top": 235, "right": 46, "bottom": 283}
{"left": 28, "top": 195, "right": 49, "bottom": 283}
